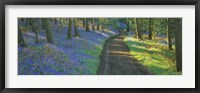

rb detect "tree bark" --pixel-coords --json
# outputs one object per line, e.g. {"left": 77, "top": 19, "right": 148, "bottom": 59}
{"left": 54, "top": 18, "right": 57, "bottom": 25}
{"left": 126, "top": 18, "right": 130, "bottom": 32}
{"left": 42, "top": 18, "right": 54, "bottom": 44}
{"left": 86, "top": 18, "right": 90, "bottom": 32}
{"left": 136, "top": 18, "right": 142, "bottom": 40}
{"left": 67, "top": 18, "right": 72, "bottom": 39}
{"left": 149, "top": 18, "right": 153, "bottom": 40}
{"left": 168, "top": 18, "right": 173, "bottom": 50}
{"left": 92, "top": 18, "right": 95, "bottom": 31}
{"left": 74, "top": 18, "right": 79, "bottom": 37}
{"left": 133, "top": 18, "right": 138, "bottom": 39}
{"left": 174, "top": 18, "right": 182, "bottom": 72}
{"left": 29, "top": 19, "right": 39, "bottom": 43}
{"left": 83, "top": 18, "right": 86, "bottom": 27}
{"left": 18, "top": 25, "right": 26, "bottom": 47}
{"left": 165, "top": 18, "right": 168, "bottom": 40}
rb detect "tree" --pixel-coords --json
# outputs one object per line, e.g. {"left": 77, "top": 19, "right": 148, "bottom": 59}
{"left": 42, "top": 18, "right": 54, "bottom": 44}
{"left": 25, "top": 19, "right": 30, "bottom": 27}
{"left": 92, "top": 18, "right": 95, "bottom": 31}
{"left": 41, "top": 19, "right": 46, "bottom": 29}
{"left": 29, "top": 19, "right": 39, "bottom": 43}
{"left": 131, "top": 18, "right": 138, "bottom": 39}
{"left": 165, "top": 18, "right": 168, "bottom": 39}
{"left": 126, "top": 18, "right": 130, "bottom": 32}
{"left": 74, "top": 18, "right": 79, "bottom": 37}
{"left": 83, "top": 18, "right": 86, "bottom": 27}
{"left": 86, "top": 18, "right": 90, "bottom": 32}
{"left": 18, "top": 25, "right": 26, "bottom": 47}
{"left": 174, "top": 18, "right": 182, "bottom": 72}
{"left": 149, "top": 18, "right": 153, "bottom": 40}
{"left": 136, "top": 18, "right": 142, "bottom": 40}
{"left": 167, "top": 18, "right": 174, "bottom": 50}
{"left": 59, "top": 18, "right": 65, "bottom": 29}
{"left": 97, "top": 19, "right": 101, "bottom": 31}
{"left": 54, "top": 18, "right": 57, "bottom": 25}
{"left": 67, "top": 18, "right": 72, "bottom": 39}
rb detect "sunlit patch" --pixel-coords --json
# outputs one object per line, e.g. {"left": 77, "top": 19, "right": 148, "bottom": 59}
{"left": 124, "top": 36, "right": 178, "bottom": 75}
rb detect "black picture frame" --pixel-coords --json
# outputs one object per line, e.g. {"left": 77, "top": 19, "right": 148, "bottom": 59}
{"left": 0, "top": 0, "right": 199, "bottom": 93}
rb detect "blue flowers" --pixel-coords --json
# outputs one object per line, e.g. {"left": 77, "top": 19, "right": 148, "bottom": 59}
{"left": 18, "top": 21, "right": 118, "bottom": 75}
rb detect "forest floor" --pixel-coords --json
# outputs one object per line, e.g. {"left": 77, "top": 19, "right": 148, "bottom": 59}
{"left": 124, "top": 34, "right": 180, "bottom": 75}
{"left": 98, "top": 32, "right": 150, "bottom": 75}
{"left": 18, "top": 20, "right": 118, "bottom": 75}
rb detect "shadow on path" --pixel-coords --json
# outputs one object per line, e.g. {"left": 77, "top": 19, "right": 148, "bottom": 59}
{"left": 98, "top": 32, "right": 150, "bottom": 75}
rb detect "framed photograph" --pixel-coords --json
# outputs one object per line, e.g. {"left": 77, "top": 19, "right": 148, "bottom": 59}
{"left": 0, "top": 0, "right": 199, "bottom": 93}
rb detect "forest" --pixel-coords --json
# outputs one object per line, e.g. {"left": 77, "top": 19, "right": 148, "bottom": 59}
{"left": 18, "top": 18, "right": 182, "bottom": 75}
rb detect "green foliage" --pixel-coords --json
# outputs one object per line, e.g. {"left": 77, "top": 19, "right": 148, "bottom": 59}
{"left": 124, "top": 37, "right": 180, "bottom": 75}
{"left": 82, "top": 58, "right": 100, "bottom": 74}
{"left": 19, "top": 17, "right": 181, "bottom": 75}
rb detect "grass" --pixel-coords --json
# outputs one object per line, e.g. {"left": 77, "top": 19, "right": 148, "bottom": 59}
{"left": 124, "top": 37, "right": 181, "bottom": 75}
{"left": 81, "top": 43, "right": 104, "bottom": 74}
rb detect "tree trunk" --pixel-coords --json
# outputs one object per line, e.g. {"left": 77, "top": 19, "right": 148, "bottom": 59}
{"left": 149, "top": 18, "right": 153, "bottom": 40}
{"left": 174, "top": 18, "right": 182, "bottom": 72}
{"left": 83, "top": 18, "right": 86, "bottom": 27}
{"left": 97, "top": 24, "right": 101, "bottom": 31}
{"left": 59, "top": 18, "right": 64, "bottom": 31}
{"left": 165, "top": 18, "right": 168, "bottom": 39}
{"left": 74, "top": 18, "right": 79, "bottom": 37}
{"left": 168, "top": 18, "right": 173, "bottom": 50}
{"left": 42, "top": 18, "right": 54, "bottom": 44}
{"left": 67, "top": 18, "right": 72, "bottom": 39}
{"left": 18, "top": 25, "right": 26, "bottom": 47}
{"left": 29, "top": 19, "right": 39, "bottom": 43}
{"left": 86, "top": 18, "right": 90, "bottom": 32}
{"left": 136, "top": 18, "right": 141, "bottom": 40}
{"left": 97, "top": 18, "right": 101, "bottom": 31}
{"left": 126, "top": 18, "right": 130, "bottom": 32}
{"left": 133, "top": 18, "right": 138, "bottom": 39}
{"left": 54, "top": 18, "right": 57, "bottom": 25}
{"left": 21, "top": 18, "right": 25, "bottom": 22}
{"left": 42, "top": 19, "right": 46, "bottom": 29}
{"left": 92, "top": 18, "right": 95, "bottom": 31}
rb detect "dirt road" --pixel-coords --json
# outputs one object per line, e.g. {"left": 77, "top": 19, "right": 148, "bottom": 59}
{"left": 98, "top": 33, "right": 150, "bottom": 75}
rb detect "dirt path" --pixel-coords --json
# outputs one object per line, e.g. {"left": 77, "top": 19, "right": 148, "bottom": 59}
{"left": 98, "top": 32, "right": 150, "bottom": 75}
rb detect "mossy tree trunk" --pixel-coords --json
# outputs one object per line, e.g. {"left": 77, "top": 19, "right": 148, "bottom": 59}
{"left": 92, "top": 18, "right": 95, "bottom": 31}
{"left": 42, "top": 18, "right": 54, "bottom": 44}
{"left": 55, "top": 18, "right": 57, "bottom": 25}
{"left": 149, "top": 18, "right": 153, "bottom": 40}
{"left": 136, "top": 18, "right": 142, "bottom": 40}
{"left": 67, "top": 18, "right": 72, "bottom": 39}
{"left": 126, "top": 18, "right": 130, "bottom": 32}
{"left": 29, "top": 19, "right": 39, "bottom": 43}
{"left": 83, "top": 18, "right": 86, "bottom": 27}
{"left": 132, "top": 18, "right": 138, "bottom": 39}
{"left": 168, "top": 18, "right": 174, "bottom": 50}
{"left": 59, "top": 18, "right": 65, "bottom": 31}
{"left": 42, "top": 19, "right": 46, "bottom": 29}
{"left": 86, "top": 18, "right": 90, "bottom": 32}
{"left": 74, "top": 18, "right": 79, "bottom": 37}
{"left": 165, "top": 18, "right": 168, "bottom": 40}
{"left": 174, "top": 18, "right": 182, "bottom": 72}
{"left": 97, "top": 18, "right": 101, "bottom": 31}
{"left": 18, "top": 25, "right": 26, "bottom": 47}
